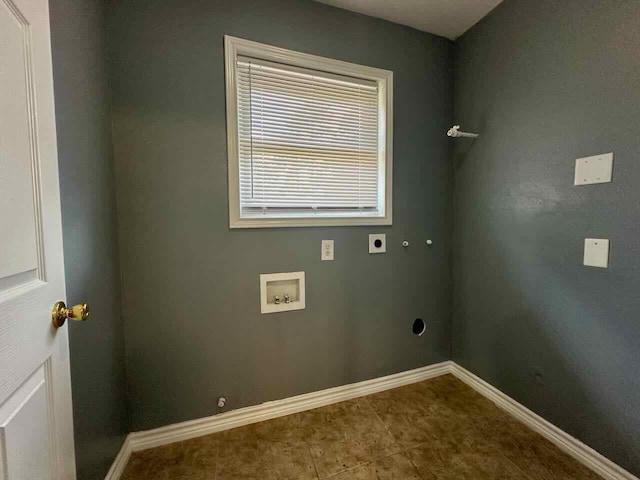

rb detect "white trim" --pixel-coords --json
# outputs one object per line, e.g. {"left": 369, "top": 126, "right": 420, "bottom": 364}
{"left": 103, "top": 436, "right": 133, "bottom": 480}
{"left": 127, "top": 362, "right": 449, "bottom": 453}
{"left": 105, "top": 362, "right": 638, "bottom": 480}
{"left": 224, "top": 35, "right": 393, "bottom": 229}
{"left": 449, "top": 364, "right": 638, "bottom": 480}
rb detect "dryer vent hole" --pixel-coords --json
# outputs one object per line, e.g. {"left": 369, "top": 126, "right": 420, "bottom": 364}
{"left": 413, "top": 318, "right": 426, "bottom": 336}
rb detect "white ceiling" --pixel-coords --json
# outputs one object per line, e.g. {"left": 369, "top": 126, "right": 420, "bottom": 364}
{"left": 314, "top": 0, "right": 504, "bottom": 40}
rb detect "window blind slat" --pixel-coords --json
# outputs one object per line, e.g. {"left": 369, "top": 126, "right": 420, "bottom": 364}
{"left": 237, "top": 98, "right": 378, "bottom": 124}
{"left": 238, "top": 59, "right": 377, "bottom": 89}
{"left": 237, "top": 103, "right": 378, "bottom": 122}
{"left": 237, "top": 58, "right": 380, "bottom": 213}
{"left": 237, "top": 76, "right": 378, "bottom": 102}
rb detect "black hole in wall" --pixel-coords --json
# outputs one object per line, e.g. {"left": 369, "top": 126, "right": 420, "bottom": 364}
{"left": 413, "top": 318, "right": 426, "bottom": 336}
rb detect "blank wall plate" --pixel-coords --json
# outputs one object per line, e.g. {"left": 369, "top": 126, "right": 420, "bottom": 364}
{"left": 583, "top": 239, "right": 609, "bottom": 268}
{"left": 574, "top": 153, "right": 613, "bottom": 186}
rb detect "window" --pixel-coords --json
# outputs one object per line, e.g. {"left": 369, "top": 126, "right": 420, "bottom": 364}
{"left": 225, "top": 36, "right": 393, "bottom": 228}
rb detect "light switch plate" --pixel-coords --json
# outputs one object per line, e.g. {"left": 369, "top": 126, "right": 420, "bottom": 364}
{"left": 321, "top": 240, "right": 334, "bottom": 261}
{"left": 583, "top": 238, "right": 609, "bottom": 268}
{"left": 369, "top": 234, "right": 386, "bottom": 254}
{"left": 574, "top": 153, "right": 613, "bottom": 186}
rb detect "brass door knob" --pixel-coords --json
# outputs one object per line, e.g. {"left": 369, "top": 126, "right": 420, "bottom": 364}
{"left": 52, "top": 301, "right": 90, "bottom": 328}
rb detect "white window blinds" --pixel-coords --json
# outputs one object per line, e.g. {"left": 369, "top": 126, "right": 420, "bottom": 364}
{"left": 236, "top": 56, "right": 381, "bottom": 218}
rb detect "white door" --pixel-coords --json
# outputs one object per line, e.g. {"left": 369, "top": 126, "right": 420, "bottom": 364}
{"left": 0, "top": 0, "right": 77, "bottom": 478}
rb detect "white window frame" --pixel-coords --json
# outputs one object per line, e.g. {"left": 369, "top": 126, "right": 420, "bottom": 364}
{"left": 224, "top": 35, "right": 393, "bottom": 229}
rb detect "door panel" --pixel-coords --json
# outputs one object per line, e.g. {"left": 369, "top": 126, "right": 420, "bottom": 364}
{"left": 0, "top": 0, "right": 41, "bottom": 285}
{"left": 0, "top": 366, "right": 53, "bottom": 480}
{"left": 0, "top": 0, "right": 76, "bottom": 478}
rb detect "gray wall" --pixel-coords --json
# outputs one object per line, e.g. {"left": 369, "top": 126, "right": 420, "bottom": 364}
{"left": 49, "top": 0, "right": 128, "bottom": 478}
{"left": 107, "top": 0, "right": 453, "bottom": 431}
{"left": 452, "top": 0, "right": 640, "bottom": 475}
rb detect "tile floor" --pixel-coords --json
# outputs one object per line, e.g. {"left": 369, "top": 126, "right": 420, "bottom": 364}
{"left": 121, "top": 374, "right": 603, "bottom": 480}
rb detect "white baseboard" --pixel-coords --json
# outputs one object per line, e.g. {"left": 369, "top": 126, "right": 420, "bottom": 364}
{"left": 103, "top": 436, "right": 132, "bottom": 480}
{"left": 104, "top": 361, "right": 450, "bottom": 480}
{"left": 127, "top": 361, "right": 451, "bottom": 452}
{"left": 449, "top": 363, "right": 638, "bottom": 480}
{"left": 105, "top": 361, "right": 638, "bottom": 480}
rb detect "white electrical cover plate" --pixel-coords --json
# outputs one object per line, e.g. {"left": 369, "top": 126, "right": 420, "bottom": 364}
{"left": 321, "top": 240, "right": 334, "bottom": 261}
{"left": 574, "top": 153, "right": 613, "bottom": 186}
{"left": 369, "top": 234, "right": 386, "bottom": 254}
{"left": 583, "top": 238, "right": 609, "bottom": 268}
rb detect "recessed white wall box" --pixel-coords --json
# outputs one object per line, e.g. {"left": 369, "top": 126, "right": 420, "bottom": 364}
{"left": 574, "top": 153, "right": 613, "bottom": 186}
{"left": 583, "top": 239, "right": 609, "bottom": 268}
{"left": 321, "top": 240, "right": 334, "bottom": 261}
{"left": 260, "top": 272, "right": 306, "bottom": 314}
{"left": 369, "top": 234, "right": 386, "bottom": 253}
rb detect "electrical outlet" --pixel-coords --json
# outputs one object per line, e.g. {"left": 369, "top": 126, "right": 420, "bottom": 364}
{"left": 321, "top": 240, "right": 334, "bottom": 261}
{"left": 368, "top": 234, "right": 386, "bottom": 254}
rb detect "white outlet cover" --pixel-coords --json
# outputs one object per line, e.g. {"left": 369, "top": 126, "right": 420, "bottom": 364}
{"left": 369, "top": 234, "right": 386, "bottom": 254}
{"left": 321, "top": 240, "right": 334, "bottom": 261}
{"left": 583, "top": 238, "right": 609, "bottom": 268}
{"left": 574, "top": 153, "right": 613, "bottom": 186}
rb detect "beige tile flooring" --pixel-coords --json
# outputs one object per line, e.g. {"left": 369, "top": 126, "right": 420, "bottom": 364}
{"left": 122, "top": 374, "right": 603, "bottom": 480}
